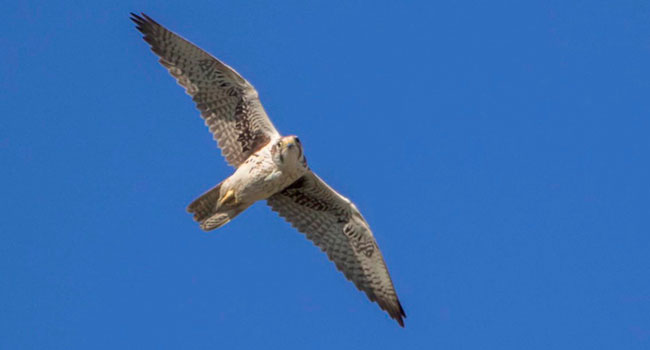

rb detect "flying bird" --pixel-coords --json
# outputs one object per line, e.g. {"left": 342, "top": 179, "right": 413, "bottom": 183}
{"left": 131, "top": 13, "right": 406, "bottom": 326}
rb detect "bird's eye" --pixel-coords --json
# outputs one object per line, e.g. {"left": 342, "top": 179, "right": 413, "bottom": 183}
{"left": 295, "top": 137, "right": 301, "bottom": 144}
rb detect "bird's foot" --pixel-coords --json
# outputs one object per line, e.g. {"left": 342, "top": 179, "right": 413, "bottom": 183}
{"left": 218, "top": 189, "right": 237, "bottom": 207}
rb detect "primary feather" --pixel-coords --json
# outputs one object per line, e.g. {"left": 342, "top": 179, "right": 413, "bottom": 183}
{"left": 131, "top": 13, "right": 279, "bottom": 167}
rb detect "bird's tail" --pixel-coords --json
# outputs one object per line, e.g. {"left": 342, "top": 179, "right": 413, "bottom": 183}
{"left": 186, "top": 182, "right": 249, "bottom": 231}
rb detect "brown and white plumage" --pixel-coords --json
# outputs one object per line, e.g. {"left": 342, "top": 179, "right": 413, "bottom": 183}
{"left": 131, "top": 13, "right": 279, "bottom": 167}
{"left": 131, "top": 13, "right": 405, "bottom": 327}
{"left": 268, "top": 173, "right": 406, "bottom": 326}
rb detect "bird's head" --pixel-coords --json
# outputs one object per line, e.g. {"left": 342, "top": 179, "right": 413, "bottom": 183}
{"left": 272, "top": 135, "right": 306, "bottom": 167}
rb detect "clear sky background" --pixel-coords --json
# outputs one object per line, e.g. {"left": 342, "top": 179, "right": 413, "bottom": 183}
{"left": 2, "top": 1, "right": 649, "bottom": 349}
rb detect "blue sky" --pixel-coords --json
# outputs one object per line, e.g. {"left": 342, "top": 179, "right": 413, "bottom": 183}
{"left": 2, "top": 0, "right": 649, "bottom": 348}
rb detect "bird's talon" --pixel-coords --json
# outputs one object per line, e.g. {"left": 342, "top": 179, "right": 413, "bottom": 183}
{"left": 219, "top": 189, "right": 236, "bottom": 207}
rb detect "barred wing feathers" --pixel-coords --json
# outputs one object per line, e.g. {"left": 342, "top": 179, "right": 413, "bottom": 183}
{"left": 131, "top": 13, "right": 279, "bottom": 168}
{"left": 267, "top": 172, "right": 406, "bottom": 326}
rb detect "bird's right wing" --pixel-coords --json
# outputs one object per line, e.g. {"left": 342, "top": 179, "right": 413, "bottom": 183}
{"left": 267, "top": 172, "right": 406, "bottom": 326}
{"left": 131, "top": 13, "right": 280, "bottom": 168}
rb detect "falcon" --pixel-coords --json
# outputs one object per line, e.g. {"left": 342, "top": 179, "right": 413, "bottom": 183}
{"left": 131, "top": 13, "right": 406, "bottom": 326}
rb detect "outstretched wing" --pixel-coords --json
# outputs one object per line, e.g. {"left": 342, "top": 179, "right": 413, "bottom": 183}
{"left": 131, "top": 13, "right": 280, "bottom": 168}
{"left": 267, "top": 172, "right": 406, "bottom": 326}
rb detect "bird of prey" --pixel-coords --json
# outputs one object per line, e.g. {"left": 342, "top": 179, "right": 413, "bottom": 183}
{"left": 131, "top": 13, "right": 406, "bottom": 326}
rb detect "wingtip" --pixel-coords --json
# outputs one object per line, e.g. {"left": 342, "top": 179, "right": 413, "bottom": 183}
{"left": 129, "top": 12, "right": 143, "bottom": 24}
{"left": 394, "top": 301, "right": 406, "bottom": 327}
{"left": 141, "top": 13, "right": 157, "bottom": 23}
{"left": 399, "top": 300, "right": 407, "bottom": 318}
{"left": 129, "top": 12, "right": 160, "bottom": 30}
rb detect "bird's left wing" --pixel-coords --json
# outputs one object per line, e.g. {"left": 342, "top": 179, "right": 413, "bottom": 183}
{"left": 131, "top": 13, "right": 280, "bottom": 168}
{"left": 267, "top": 172, "right": 406, "bottom": 326}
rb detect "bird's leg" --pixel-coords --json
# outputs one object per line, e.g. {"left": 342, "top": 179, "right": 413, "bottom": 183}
{"left": 218, "top": 189, "right": 237, "bottom": 207}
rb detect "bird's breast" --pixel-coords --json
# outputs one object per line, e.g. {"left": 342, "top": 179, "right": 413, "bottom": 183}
{"left": 229, "top": 153, "right": 302, "bottom": 203}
